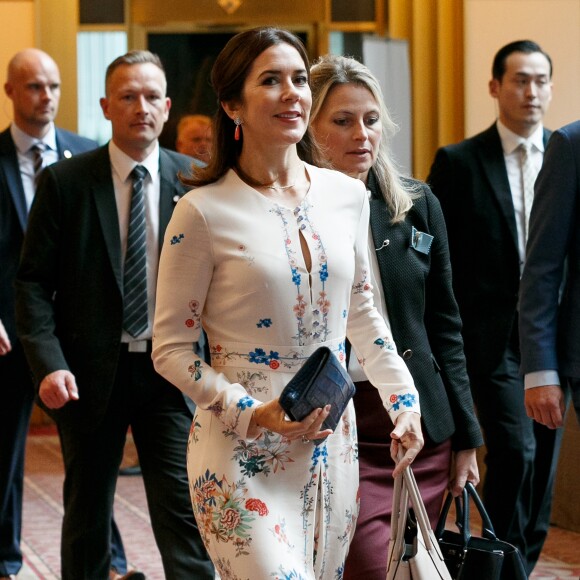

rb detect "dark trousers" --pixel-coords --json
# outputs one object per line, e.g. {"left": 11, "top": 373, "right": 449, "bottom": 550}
{"left": 0, "top": 345, "right": 34, "bottom": 577}
{"left": 470, "top": 322, "right": 564, "bottom": 575}
{"left": 57, "top": 348, "right": 213, "bottom": 580}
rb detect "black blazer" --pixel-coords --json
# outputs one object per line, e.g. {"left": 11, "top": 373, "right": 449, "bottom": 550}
{"left": 0, "top": 127, "right": 96, "bottom": 341}
{"left": 520, "top": 120, "right": 580, "bottom": 380}
{"left": 15, "top": 145, "right": 193, "bottom": 429}
{"left": 368, "top": 173, "right": 482, "bottom": 449}
{"left": 427, "top": 123, "right": 551, "bottom": 376}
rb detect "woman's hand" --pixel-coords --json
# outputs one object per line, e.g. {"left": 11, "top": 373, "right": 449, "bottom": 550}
{"left": 390, "top": 411, "right": 424, "bottom": 477}
{"left": 449, "top": 448, "right": 480, "bottom": 497}
{"left": 248, "top": 398, "right": 333, "bottom": 443}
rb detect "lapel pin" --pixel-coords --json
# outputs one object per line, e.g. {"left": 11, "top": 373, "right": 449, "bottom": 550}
{"left": 63, "top": 150, "right": 72, "bottom": 159}
{"left": 375, "top": 239, "right": 390, "bottom": 251}
{"left": 172, "top": 195, "right": 180, "bottom": 203}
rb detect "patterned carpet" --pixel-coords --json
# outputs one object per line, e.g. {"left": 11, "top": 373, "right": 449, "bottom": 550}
{"left": 16, "top": 429, "right": 580, "bottom": 579}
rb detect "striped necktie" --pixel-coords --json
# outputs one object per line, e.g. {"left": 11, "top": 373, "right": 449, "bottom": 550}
{"left": 123, "top": 165, "right": 149, "bottom": 337}
{"left": 519, "top": 142, "right": 537, "bottom": 240}
{"left": 31, "top": 143, "right": 46, "bottom": 188}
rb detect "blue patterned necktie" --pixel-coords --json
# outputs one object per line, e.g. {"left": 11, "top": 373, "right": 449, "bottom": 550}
{"left": 123, "top": 165, "right": 149, "bottom": 337}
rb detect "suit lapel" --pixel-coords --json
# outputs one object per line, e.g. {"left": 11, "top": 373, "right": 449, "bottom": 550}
{"left": 91, "top": 147, "right": 123, "bottom": 292}
{"left": 158, "top": 148, "right": 183, "bottom": 253}
{"left": 477, "top": 125, "right": 519, "bottom": 248}
{"left": 0, "top": 130, "right": 28, "bottom": 231}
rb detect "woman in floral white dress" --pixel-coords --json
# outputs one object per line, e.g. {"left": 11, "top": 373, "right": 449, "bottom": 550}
{"left": 152, "top": 27, "right": 423, "bottom": 580}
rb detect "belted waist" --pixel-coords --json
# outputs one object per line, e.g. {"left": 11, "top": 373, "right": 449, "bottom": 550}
{"left": 209, "top": 338, "right": 346, "bottom": 372}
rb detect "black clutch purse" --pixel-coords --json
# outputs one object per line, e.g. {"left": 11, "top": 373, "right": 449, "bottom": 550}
{"left": 279, "top": 346, "right": 356, "bottom": 441}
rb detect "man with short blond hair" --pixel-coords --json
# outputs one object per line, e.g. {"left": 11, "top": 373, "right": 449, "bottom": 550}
{"left": 15, "top": 50, "right": 212, "bottom": 580}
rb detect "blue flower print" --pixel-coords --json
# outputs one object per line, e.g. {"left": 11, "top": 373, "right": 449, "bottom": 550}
{"left": 342, "top": 309, "right": 347, "bottom": 319}
{"left": 248, "top": 348, "right": 280, "bottom": 366}
{"left": 374, "top": 337, "right": 395, "bottom": 351}
{"left": 170, "top": 233, "right": 184, "bottom": 245}
{"left": 256, "top": 318, "right": 273, "bottom": 329}
{"left": 319, "top": 262, "right": 328, "bottom": 282}
{"left": 291, "top": 267, "right": 301, "bottom": 287}
{"left": 390, "top": 393, "right": 417, "bottom": 411}
{"left": 237, "top": 396, "right": 255, "bottom": 410}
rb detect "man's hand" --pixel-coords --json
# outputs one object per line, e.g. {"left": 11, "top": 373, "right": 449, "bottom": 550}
{"left": 39, "top": 370, "right": 79, "bottom": 409}
{"left": 0, "top": 319, "right": 12, "bottom": 355}
{"left": 525, "top": 385, "right": 565, "bottom": 429}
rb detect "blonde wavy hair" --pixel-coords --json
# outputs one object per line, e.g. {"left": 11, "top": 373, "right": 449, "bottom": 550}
{"left": 309, "top": 54, "right": 416, "bottom": 223}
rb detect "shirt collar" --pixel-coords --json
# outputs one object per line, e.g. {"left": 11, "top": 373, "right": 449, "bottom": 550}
{"left": 497, "top": 120, "right": 545, "bottom": 155}
{"left": 10, "top": 122, "right": 57, "bottom": 154}
{"left": 108, "top": 140, "right": 160, "bottom": 183}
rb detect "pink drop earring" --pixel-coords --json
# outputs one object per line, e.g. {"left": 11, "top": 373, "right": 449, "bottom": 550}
{"left": 234, "top": 117, "right": 242, "bottom": 141}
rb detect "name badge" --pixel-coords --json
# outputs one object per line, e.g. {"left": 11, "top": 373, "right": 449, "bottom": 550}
{"left": 411, "top": 226, "right": 434, "bottom": 255}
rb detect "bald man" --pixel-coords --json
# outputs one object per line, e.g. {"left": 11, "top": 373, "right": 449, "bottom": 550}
{"left": 175, "top": 114, "right": 212, "bottom": 164}
{"left": 0, "top": 49, "right": 137, "bottom": 580}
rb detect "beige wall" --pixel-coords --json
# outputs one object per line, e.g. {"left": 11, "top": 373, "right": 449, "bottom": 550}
{"left": 0, "top": 0, "right": 35, "bottom": 129}
{"left": 464, "top": 0, "right": 580, "bottom": 138}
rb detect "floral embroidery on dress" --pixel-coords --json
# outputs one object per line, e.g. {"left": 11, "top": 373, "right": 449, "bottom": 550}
{"left": 269, "top": 517, "right": 295, "bottom": 551}
{"left": 337, "top": 507, "right": 357, "bottom": 547}
{"left": 236, "top": 370, "right": 269, "bottom": 396}
{"left": 232, "top": 431, "right": 294, "bottom": 478}
{"left": 387, "top": 393, "right": 418, "bottom": 411}
{"left": 188, "top": 360, "right": 202, "bottom": 380}
{"left": 374, "top": 337, "right": 395, "bottom": 351}
{"left": 340, "top": 417, "right": 358, "bottom": 464}
{"left": 191, "top": 470, "right": 265, "bottom": 557}
{"left": 248, "top": 348, "right": 280, "bottom": 367}
{"left": 352, "top": 270, "right": 371, "bottom": 295}
{"left": 170, "top": 233, "right": 184, "bottom": 245}
{"left": 270, "top": 566, "right": 308, "bottom": 580}
{"left": 238, "top": 243, "right": 255, "bottom": 266}
{"left": 256, "top": 318, "right": 272, "bottom": 328}
{"left": 188, "top": 415, "right": 202, "bottom": 445}
{"left": 213, "top": 556, "right": 250, "bottom": 580}
{"left": 184, "top": 299, "right": 202, "bottom": 330}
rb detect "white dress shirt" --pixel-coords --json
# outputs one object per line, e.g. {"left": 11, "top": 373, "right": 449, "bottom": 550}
{"left": 109, "top": 140, "right": 161, "bottom": 342}
{"left": 10, "top": 122, "right": 58, "bottom": 211}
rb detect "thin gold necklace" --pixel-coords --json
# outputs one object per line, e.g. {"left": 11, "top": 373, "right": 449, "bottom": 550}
{"left": 266, "top": 182, "right": 296, "bottom": 191}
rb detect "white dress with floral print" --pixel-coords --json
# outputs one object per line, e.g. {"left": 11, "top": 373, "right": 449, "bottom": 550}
{"left": 153, "top": 164, "right": 419, "bottom": 580}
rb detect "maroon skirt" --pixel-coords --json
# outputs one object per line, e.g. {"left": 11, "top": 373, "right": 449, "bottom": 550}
{"left": 344, "top": 380, "right": 452, "bottom": 580}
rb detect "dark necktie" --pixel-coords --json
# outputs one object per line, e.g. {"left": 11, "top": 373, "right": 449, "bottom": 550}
{"left": 123, "top": 165, "right": 149, "bottom": 337}
{"left": 31, "top": 143, "right": 46, "bottom": 188}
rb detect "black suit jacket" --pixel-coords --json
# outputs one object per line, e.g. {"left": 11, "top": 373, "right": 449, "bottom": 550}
{"left": 0, "top": 127, "right": 96, "bottom": 342}
{"left": 427, "top": 123, "right": 551, "bottom": 376}
{"left": 369, "top": 173, "right": 482, "bottom": 449}
{"left": 15, "top": 145, "right": 193, "bottom": 429}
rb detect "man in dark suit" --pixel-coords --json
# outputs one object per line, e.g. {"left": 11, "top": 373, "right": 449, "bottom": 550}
{"left": 520, "top": 120, "right": 580, "bottom": 429}
{"left": 15, "top": 50, "right": 213, "bottom": 580}
{"left": 427, "top": 40, "right": 560, "bottom": 573}
{"left": 0, "top": 48, "right": 134, "bottom": 580}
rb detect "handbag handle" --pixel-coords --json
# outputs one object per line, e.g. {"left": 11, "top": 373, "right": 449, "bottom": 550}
{"left": 435, "top": 482, "right": 498, "bottom": 544}
{"left": 394, "top": 449, "right": 438, "bottom": 551}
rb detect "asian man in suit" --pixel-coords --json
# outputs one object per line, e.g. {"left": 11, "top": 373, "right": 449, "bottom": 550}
{"left": 0, "top": 48, "right": 137, "bottom": 580}
{"left": 427, "top": 40, "right": 562, "bottom": 574}
{"left": 15, "top": 50, "right": 213, "bottom": 580}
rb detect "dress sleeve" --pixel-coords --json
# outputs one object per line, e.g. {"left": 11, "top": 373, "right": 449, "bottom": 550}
{"left": 152, "top": 194, "right": 259, "bottom": 439}
{"left": 346, "top": 192, "right": 421, "bottom": 422}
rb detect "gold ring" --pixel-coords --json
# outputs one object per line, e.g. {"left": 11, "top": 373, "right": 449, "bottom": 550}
{"left": 301, "top": 436, "right": 310, "bottom": 444}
